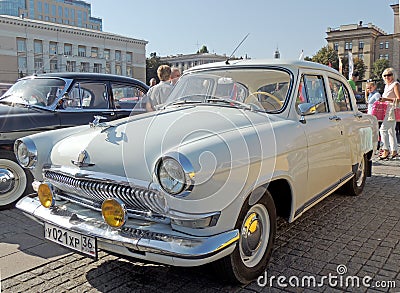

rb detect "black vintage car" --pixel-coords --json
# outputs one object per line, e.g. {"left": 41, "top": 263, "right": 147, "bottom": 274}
{"left": 0, "top": 73, "right": 148, "bottom": 208}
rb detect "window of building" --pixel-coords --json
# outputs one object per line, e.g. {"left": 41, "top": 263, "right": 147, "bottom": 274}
{"left": 64, "top": 43, "right": 72, "bottom": 56}
{"left": 358, "top": 53, "right": 364, "bottom": 60}
{"left": 104, "top": 49, "right": 110, "bottom": 60}
{"left": 126, "top": 66, "right": 133, "bottom": 77}
{"left": 58, "top": 6, "right": 62, "bottom": 17}
{"left": 126, "top": 52, "right": 132, "bottom": 63}
{"left": 38, "top": 15, "right": 42, "bottom": 20}
{"left": 385, "top": 41, "right": 389, "bottom": 49}
{"left": 66, "top": 60, "right": 76, "bottom": 72}
{"left": 17, "top": 38, "right": 26, "bottom": 52}
{"left": 78, "top": 46, "right": 86, "bottom": 57}
{"left": 34, "top": 40, "right": 43, "bottom": 54}
{"left": 91, "top": 47, "right": 98, "bottom": 58}
{"left": 115, "top": 64, "right": 122, "bottom": 75}
{"left": 45, "top": 16, "right": 49, "bottom": 21}
{"left": 359, "top": 41, "right": 364, "bottom": 50}
{"left": 105, "top": 62, "right": 111, "bottom": 74}
{"left": 385, "top": 54, "right": 389, "bottom": 60}
{"left": 44, "top": 3, "right": 49, "bottom": 14}
{"left": 379, "top": 54, "right": 384, "bottom": 59}
{"left": 80, "top": 62, "right": 89, "bottom": 72}
{"left": 345, "top": 42, "right": 352, "bottom": 50}
{"left": 93, "top": 63, "right": 102, "bottom": 73}
{"left": 18, "top": 56, "right": 27, "bottom": 69}
{"left": 64, "top": 7, "right": 68, "bottom": 18}
{"left": 115, "top": 50, "right": 121, "bottom": 62}
{"left": 77, "top": 10, "right": 82, "bottom": 27}
{"left": 379, "top": 42, "right": 384, "bottom": 49}
{"left": 333, "top": 42, "right": 338, "bottom": 51}
{"left": 50, "top": 58, "right": 58, "bottom": 72}
{"left": 37, "top": 1, "right": 42, "bottom": 13}
{"left": 51, "top": 4, "right": 56, "bottom": 16}
{"left": 49, "top": 42, "right": 57, "bottom": 55}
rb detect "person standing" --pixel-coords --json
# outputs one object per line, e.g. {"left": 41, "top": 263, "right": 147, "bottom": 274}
{"left": 170, "top": 67, "right": 181, "bottom": 86}
{"left": 365, "top": 80, "right": 381, "bottom": 114}
{"left": 379, "top": 68, "right": 399, "bottom": 159}
{"left": 146, "top": 65, "right": 172, "bottom": 112}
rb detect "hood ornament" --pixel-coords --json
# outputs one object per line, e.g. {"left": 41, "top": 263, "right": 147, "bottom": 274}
{"left": 71, "top": 150, "right": 95, "bottom": 167}
{"left": 90, "top": 115, "right": 107, "bottom": 128}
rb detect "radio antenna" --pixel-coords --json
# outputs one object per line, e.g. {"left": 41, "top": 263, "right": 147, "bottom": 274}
{"left": 226, "top": 33, "right": 249, "bottom": 65}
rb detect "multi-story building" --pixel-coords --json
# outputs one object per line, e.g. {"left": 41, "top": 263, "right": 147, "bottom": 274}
{"left": 0, "top": 14, "right": 147, "bottom": 83}
{"left": 0, "top": 0, "right": 102, "bottom": 30}
{"left": 160, "top": 53, "right": 231, "bottom": 73}
{"left": 326, "top": 4, "right": 399, "bottom": 79}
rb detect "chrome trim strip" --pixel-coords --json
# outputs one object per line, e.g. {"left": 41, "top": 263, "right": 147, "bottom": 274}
{"left": 16, "top": 196, "right": 239, "bottom": 261}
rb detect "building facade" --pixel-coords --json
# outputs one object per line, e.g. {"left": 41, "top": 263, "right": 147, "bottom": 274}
{"left": 0, "top": 0, "right": 102, "bottom": 30}
{"left": 326, "top": 4, "right": 400, "bottom": 79}
{"left": 160, "top": 53, "right": 230, "bottom": 72}
{"left": 0, "top": 15, "right": 147, "bottom": 83}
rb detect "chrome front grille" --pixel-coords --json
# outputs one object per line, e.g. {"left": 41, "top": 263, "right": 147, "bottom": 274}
{"left": 44, "top": 170, "right": 166, "bottom": 217}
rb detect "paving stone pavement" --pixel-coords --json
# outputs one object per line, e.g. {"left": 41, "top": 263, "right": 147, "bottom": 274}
{"left": 0, "top": 156, "right": 399, "bottom": 293}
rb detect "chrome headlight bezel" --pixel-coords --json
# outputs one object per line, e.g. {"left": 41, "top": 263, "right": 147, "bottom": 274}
{"left": 14, "top": 138, "right": 37, "bottom": 168}
{"left": 155, "top": 152, "right": 194, "bottom": 197}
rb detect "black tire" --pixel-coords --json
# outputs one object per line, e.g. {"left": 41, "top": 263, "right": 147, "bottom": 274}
{"left": 342, "top": 154, "right": 367, "bottom": 196}
{"left": 0, "top": 150, "right": 33, "bottom": 209}
{"left": 213, "top": 190, "right": 276, "bottom": 284}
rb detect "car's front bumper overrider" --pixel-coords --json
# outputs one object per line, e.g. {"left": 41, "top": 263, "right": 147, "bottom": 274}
{"left": 16, "top": 194, "right": 239, "bottom": 266}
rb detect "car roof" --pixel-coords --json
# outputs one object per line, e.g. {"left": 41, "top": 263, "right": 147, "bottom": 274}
{"left": 24, "top": 72, "right": 147, "bottom": 85}
{"left": 185, "top": 58, "right": 340, "bottom": 75}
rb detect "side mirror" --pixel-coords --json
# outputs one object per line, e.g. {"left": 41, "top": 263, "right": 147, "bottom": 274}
{"left": 298, "top": 103, "right": 316, "bottom": 124}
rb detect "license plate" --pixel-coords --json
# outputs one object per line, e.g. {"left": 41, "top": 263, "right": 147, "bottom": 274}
{"left": 44, "top": 222, "right": 97, "bottom": 258}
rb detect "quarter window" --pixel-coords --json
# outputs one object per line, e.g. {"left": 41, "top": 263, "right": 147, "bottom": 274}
{"left": 111, "top": 83, "right": 146, "bottom": 110}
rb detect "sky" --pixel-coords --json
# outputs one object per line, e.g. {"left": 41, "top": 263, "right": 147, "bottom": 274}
{"left": 90, "top": 0, "right": 398, "bottom": 60}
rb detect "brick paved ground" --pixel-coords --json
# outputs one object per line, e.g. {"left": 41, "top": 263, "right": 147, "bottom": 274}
{"left": 1, "top": 156, "right": 399, "bottom": 292}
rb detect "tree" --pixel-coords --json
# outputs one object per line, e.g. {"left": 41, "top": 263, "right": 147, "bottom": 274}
{"left": 197, "top": 45, "right": 209, "bottom": 54}
{"left": 146, "top": 52, "right": 170, "bottom": 85}
{"left": 370, "top": 59, "right": 389, "bottom": 92}
{"left": 311, "top": 46, "right": 338, "bottom": 70}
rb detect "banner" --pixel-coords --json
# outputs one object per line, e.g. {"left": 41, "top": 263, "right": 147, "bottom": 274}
{"left": 348, "top": 51, "right": 353, "bottom": 80}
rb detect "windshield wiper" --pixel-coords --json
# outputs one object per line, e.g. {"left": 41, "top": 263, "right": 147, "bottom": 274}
{"left": 163, "top": 94, "right": 208, "bottom": 108}
{"left": 205, "top": 97, "right": 263, "bottom": 112}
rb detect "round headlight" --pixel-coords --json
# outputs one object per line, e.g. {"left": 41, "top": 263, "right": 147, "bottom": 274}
{"left": 102, "top": 198, "right": 127, "bottom": 228}
{"left": 38, "top": 183, "right": 54, "bottom": 208}
{"left": 157, "top": 157, "right": 186, "bottom": 195}
{"left": 14, "top": 139, "right": 37, "bottom": 168}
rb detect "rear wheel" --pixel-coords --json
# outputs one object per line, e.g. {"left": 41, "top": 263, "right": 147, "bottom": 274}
{"left": 214, "top": 191, "right": 276, "bottom": 284}
{"left": 0, "top": 150, "right": 33, "bottom": 209}
{"left": 342, "top": 154, "right": 367, "bottom": 196}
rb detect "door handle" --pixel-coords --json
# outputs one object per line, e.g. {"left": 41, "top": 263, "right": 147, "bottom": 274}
{"left": 329, "top": 115, "right": 341, "bottom": 121}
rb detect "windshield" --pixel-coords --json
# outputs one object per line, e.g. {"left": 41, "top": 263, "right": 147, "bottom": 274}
{"left": 165, "top": 68, "right": 291, "bottom": 112}
{"left": 0, "top": 78, "right": 66, "bottom": 108}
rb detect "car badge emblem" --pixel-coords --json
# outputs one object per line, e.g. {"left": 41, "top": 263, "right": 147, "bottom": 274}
{"left": 71, "top": 150, "right": 95, "bottom": 167}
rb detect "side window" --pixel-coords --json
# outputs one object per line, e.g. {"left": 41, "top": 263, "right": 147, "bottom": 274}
{"left": 65, "top": 82, "right": 108, "bottom": 109}
{"left": 111, "top": 83, "right": 146, "bottom": 110}
{"left": 296, "top": 75, "right": 328, "bottom": 113}
{"left": 329, "top": 78, "right": 353, "bottom": 112}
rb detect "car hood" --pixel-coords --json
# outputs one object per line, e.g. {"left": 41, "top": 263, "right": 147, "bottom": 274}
{"left": 51, "top": 105, "right": 279, "bottom": 181}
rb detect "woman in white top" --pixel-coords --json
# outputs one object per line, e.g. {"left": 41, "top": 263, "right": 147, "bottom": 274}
{"left": 379, "top": 68, "right": 399, "bottom": 159}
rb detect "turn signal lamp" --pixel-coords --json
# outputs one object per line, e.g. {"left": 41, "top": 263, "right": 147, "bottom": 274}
{"left": 101, "top": 198, "right": 127, "bottom": 228}
{"left": 38, "top": 183, "right": 54, "bottom": 208}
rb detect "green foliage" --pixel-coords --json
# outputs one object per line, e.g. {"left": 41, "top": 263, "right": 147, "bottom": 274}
{"left": 146, "top": 52, "right": 170, "bottom": 85}
{"left": 370, "top": 59, "right": 389, "bottom": 92}
{"left": 311, "top": 46, "right": 338, "bottom": 70}
{"left": 197, "top": 45, "right": 209, "bottom": 54}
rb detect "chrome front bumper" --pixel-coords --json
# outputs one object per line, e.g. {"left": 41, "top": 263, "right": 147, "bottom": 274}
{"left": 16, "top": 195, "right": 239, "bottom": 267}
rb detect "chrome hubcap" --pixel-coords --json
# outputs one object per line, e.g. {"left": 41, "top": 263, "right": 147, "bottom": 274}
{"left": 0, "top": 168, "right": 15, "bottom": 194}
{"left": 239, "top": 204, "right": 270, "bottom": 267}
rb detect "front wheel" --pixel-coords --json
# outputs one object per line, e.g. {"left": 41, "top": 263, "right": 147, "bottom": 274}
{"left": 213, "top": 191, "right": 276, "bottom": 284}
{"left": 342, "top": 154, "right": 367, "bottom": 196}
{"left": 0, "top": 151, "right": 33, "bottom": 209}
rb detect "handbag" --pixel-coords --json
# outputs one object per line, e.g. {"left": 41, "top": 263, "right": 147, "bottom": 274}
{"left": 387, "top": 98, "right": 400, "bottom": 121}
{"left": 371, "top": 101, "right": 388, "bottom": 121}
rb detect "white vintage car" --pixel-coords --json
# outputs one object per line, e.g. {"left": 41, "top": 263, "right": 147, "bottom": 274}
{"left": 15, "top": 59, "right": 378, "bottom": 284}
